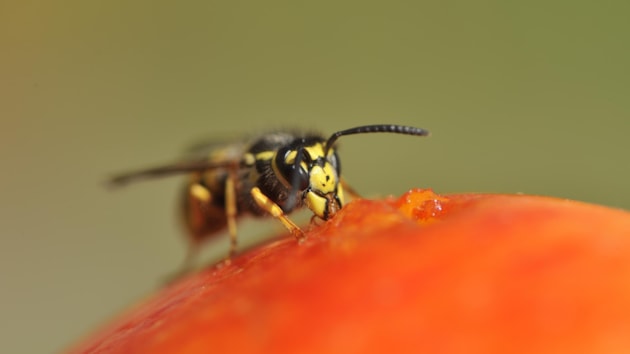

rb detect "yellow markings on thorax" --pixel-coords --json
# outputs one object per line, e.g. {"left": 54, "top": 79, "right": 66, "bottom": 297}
{"left": 243, "top": 153, "right": 256, "bottom": 166}
{"left": 255, "top": 151, "right": 275, "bottom": 161}
{"left": 243, "top": 151, "right": 275, "bottom": 166}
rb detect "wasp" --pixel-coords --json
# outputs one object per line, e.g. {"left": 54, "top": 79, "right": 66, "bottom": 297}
{"left": 111, "top": 124, "right": 429, "bottom": 267}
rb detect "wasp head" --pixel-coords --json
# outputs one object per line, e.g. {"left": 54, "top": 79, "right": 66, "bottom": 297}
{"left": 274, "top": 138, "right": 344, "bottom": 220}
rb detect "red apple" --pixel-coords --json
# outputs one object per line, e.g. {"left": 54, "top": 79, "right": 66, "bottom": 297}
{"left": 68, "top": 190, "right": 630, "bottom": 354}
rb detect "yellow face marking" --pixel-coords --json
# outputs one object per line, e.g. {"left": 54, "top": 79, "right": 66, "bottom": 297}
{"left": 303, "top": 143, "right": 326, "bottom": 161}
{"left": 305, "top": 191, "right": 328, "bottom": 219}
{"left": 283, "top": 143, "right": 328, "bottom": 164}
{"left": 304, "top": 188, "right": 343, "bottom": 220}
{"left": 308, "top": 163, "right": 337, "bottom": 194}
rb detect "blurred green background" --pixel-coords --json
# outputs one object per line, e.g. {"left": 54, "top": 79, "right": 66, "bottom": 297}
{"left": 1, "top": 1, "right": 628, "bottom": 352}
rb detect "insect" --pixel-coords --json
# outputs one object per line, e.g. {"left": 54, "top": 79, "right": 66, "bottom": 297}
{"left": 110, "top": 124, "right": 429, "bottom": 267}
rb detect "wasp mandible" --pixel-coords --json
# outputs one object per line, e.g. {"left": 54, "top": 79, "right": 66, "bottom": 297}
{"left": 111, "top": 124, "right": 429, "bottom": 265}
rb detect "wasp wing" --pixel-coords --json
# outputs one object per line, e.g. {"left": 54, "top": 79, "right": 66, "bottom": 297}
{"left": 109, "top": 159, "right": 241, "bottom": 187}
{"left": 110, "top": 137, "right": 251, "bottom": 188}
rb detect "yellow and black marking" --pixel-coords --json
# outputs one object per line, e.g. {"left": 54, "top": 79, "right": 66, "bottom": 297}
{"left": 110, "top": 124, "right": 429, "bottom": 270}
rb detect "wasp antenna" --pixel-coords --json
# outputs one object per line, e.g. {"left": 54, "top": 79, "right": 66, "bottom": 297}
{"left": 324, "top": 124, "right": 430, "bottom": 154}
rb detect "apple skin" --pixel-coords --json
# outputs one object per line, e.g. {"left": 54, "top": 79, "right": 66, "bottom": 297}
{"left": 69, "top": 190, "right": 630, "bottom": 354}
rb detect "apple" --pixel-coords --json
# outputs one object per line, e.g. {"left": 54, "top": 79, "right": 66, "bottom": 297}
{"left": 68, "top": 190, "right": 630, "bottom": 354}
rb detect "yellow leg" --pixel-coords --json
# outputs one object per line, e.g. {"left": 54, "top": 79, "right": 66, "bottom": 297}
{"left": 165, "top": 181, "right": 215, "bottom": 282}
{"left": 250, "top": 187, "right": 305, "bottom": 240}
{"left": 225, "top": 169, "right": 239, "bottom": 257}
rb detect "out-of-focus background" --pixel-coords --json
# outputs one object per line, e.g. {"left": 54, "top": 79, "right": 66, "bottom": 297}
{"left": 1, "top": 1, "right": 628, "bottom": 352}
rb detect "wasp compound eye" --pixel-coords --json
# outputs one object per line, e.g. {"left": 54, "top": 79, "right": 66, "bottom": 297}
{"left": 275, "top": 146, "right": 310, "bottom": 191}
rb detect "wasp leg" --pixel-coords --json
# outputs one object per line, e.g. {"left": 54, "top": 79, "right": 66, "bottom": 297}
{"left": 186, "top": 182, "right": 213, "bottom": 265}
{"left": 250, "top": 187, "right": 305, "bottom": 240}
{"left": 224, "top": 168, "right": 239, "bottom": 258}
{"left": 340, "top": 177, "right": 362, "bottom": 200}
{"left": 164, "top": 182, "right": 212, "bottom": 282}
